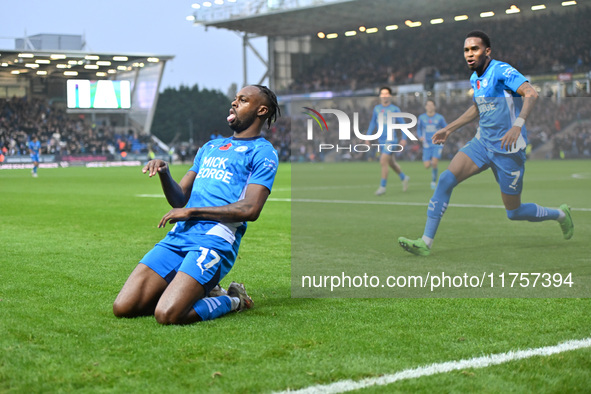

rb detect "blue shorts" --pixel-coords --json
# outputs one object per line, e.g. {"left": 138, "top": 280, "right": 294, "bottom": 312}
{"left": 378, "top": 140, "right": 403, "bottom": 156}
{"left": 31, "top": 154, "right": 39, "bottom": 163}
{"left": 140, "top": 235, "right": 235, "bottom": 295}
{"left": 460, "top": 137, "right": 526, "bottom": 195}
{"left": 422, "top": 145, "right": 443, "bottom": 162}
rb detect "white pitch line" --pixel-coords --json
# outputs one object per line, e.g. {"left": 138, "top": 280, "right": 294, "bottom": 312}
{"left": 290, "top": 185, "right": 374, "bottom": 191}
{"left": 572, "top": 173, "right": 591, "bottom": 179}
{"left": 267, "top": 198, "right": 591, "bottom": 212}
{"left": 268, "top": 198, "right": 428, "bottom": 207}
{"left": 275, "top": 337, "right": 591, "bottom": 394}
{"left": 136, "top": 195, "right": 591, "bottom": 212}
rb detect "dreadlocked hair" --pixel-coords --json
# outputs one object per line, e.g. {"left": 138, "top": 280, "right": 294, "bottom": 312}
{"left": 253, "top": 84, "right": 281, "bottom": 128}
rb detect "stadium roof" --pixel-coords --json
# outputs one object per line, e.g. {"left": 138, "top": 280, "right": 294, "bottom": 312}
{"left": 0, "top": 49, "right": 174, "bottom": 80}
{"left": 194, "top": 0, "right": 580, "bottom": 37}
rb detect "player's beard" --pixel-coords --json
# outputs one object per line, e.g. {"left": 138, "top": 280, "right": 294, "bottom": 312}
{"left": 229, "top": 110, "right": 258, "bottom": 133}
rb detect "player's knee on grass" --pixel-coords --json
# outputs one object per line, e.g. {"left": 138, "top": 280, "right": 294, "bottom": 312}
{"left": 154, "top": 306, "right": 175, "bottom": 325}
{"left": 154, "top": 304, "right": 192, "bottom": 325}
{"left": 112, "top": 301, "right": 125, "bottom": 317}
{"left": 113, "top": 293, "right": 161, "bottom": 318}
{"left": 112, "top": 264, "right": 169, "bottom": 318}
{"left": 112, "top": 299, "right": 138, "bottom": 318}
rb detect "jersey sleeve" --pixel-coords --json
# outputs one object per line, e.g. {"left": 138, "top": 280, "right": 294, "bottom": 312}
{"left": 248, "top": 143, "right": 278, "bottom": 193}
{"left": 499, "top": 63, "right": 528, "bottom": 94}
{"left": 438, "top": 114, "right": 448, "bottom": 129}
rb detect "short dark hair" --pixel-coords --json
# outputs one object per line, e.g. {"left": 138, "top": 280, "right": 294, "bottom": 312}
{"left": 425, "top": 98, "right": 436, "bottom": 106}
{"left": 253, "top": 84, "right": 281, "bottom": 128}
{"left": 379, "top": 86, "right": 392, "bottom": 95}
{"left": 466, "top": 30, "right": 491, "bottom": 48}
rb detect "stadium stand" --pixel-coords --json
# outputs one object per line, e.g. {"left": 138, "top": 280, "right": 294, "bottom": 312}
{"left": 287, "top": 7, "right": 591, "bottom": 94}
{"left": 288, "top": 94, "right": 591, "bottom": 163}
{"left": 0, "top": 33, "right": 172, "bottom": 167}
{"left": 2, "top": 3, "right": 589, "bottom": 166}
{"left": 0, "top": 97, "right": 161, "bottom": 160}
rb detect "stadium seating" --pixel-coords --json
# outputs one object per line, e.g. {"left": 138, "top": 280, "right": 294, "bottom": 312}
{"left": 287, "top": 8, "right": 591, "bottom": 94}
{"left": 0, "top": 97, "right": 159, "bottom": 159}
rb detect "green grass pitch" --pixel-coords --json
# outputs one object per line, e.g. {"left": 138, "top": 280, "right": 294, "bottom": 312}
{"left": 1, "top": 160, "right": 590, "bottom": 392}
{"left": 291, "top": 160, "right": 591, "bottom": 299}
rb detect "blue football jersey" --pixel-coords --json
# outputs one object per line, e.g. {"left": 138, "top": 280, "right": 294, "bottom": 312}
{"left": 29, "top": 140, "right": 40, "bottom": 155}
{"left": 161, "top": 136, "right": 278, "bottom": 251}
{"left": 367, "top": 103, "right": 407, "bottom": 144}
{"left": 470, "top": 59, "right": 529, "bottom": 153}
{"left": 417, "top": 113, "right": 447, "bottom": 148}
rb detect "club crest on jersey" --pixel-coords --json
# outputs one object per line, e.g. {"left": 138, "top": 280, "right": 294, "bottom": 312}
{"left": 235, "top": 146, "right": 248, "bottom": 152}
{"left": 219, "top": 143, "right": 232, "bottom": 151}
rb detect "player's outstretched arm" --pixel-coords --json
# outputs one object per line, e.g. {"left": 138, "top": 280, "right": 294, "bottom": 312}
{"left": 432, "top": 103, "right": 479, "bottom": 145}
{"left": 142, "top": 159, "right": 195, "bottom": 208}
{"left": 157, "top": 183, "right": 270, "bottom": 228}
{"left": 500, "top": 81, "right": 538, "bottom": 151}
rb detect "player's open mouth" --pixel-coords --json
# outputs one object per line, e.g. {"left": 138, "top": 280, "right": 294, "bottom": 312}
{"left": 227, "top": 110, "right": 236, "bottom": 123}
{"left": 467, "top": 60, "right": 475, "bottom": 66}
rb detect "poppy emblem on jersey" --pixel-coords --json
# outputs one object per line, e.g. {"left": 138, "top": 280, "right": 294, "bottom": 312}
{"left": 235, "top": 146, "right": 248, "bottom": 152}
{"left": 219, "top": 143, "right": 232, "bottom": 151}
{"left": 477, "top": 80, "right": 481, "bottom": 89}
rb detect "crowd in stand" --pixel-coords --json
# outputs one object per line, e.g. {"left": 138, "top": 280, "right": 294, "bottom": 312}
{"left": 286, "top": 8, "right": 591, "bottom": 94}
{"left": 2, "top": 5, "right": 591, "bottom": 165}
{"left": 2, "top": 93, "right": 589, "bottom": 164}
{"left": 290, "top": 94, "right": 591, "bottom": 162}
{"left": 0, "top": 97, "right": 157, "bottom": 161}
{"left": 550, "top": 117, "right": 591, "bottom": 159}
{"left": 262, "top": 116, "right": 291, "bottom": 162}
{"left": 0, "top": 95, "right": 290, "bottom": 165}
